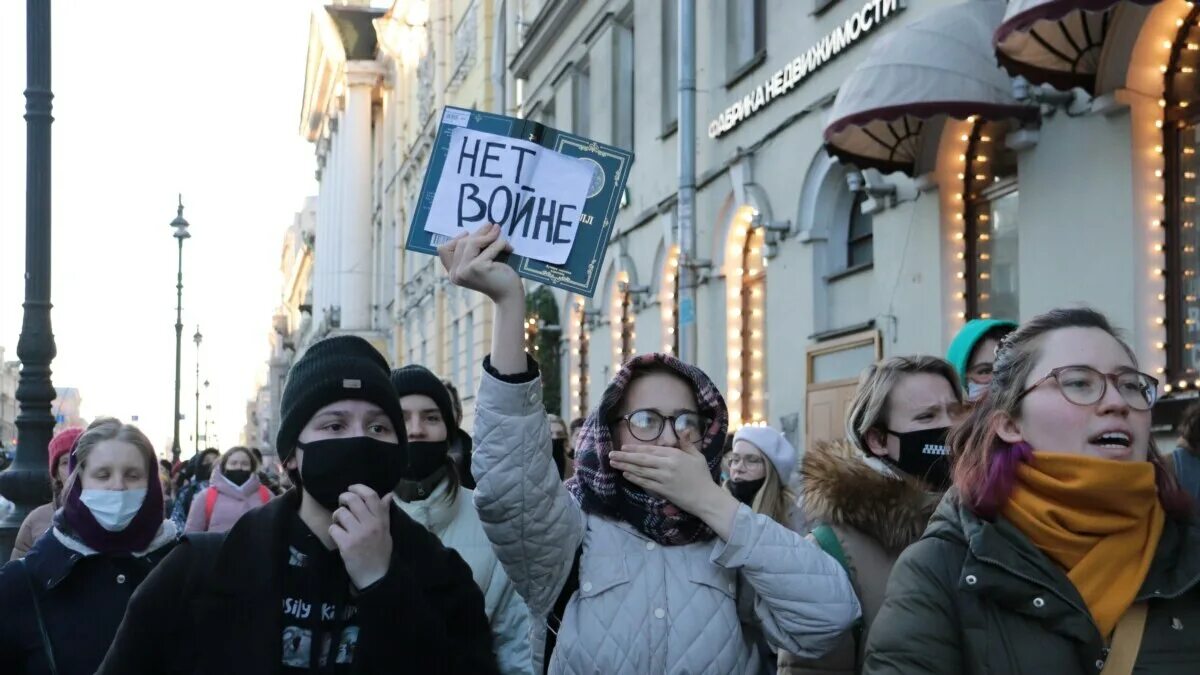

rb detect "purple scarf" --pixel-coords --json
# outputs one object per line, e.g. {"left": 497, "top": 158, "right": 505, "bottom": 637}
{"left": 565, "top": 353, "right": 729, "bottom": 546}
{"left": 59, "top": 445, "right": 165, "bottom": 554}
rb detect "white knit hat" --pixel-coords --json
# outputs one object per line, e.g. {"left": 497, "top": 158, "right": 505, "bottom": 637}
{"left": 732, "top": 425, "right": 797, "bottom": 482}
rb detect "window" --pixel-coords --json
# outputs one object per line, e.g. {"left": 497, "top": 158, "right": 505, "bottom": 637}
{"left": 465, "top": 310, "right": 476, "bottom": 391}
{"left": 725, "top": 206, "right": 766, "bottom": 429}
{"left": 965, "top": 121, "right": 1019, "bottom": 321}
{"left": 572, "top": 60, "right": 590, "bottom": 137}
{"left": 847, "top": 193, "right": 874, "bottom": 268}
{"left": 452, "top": 318, "right": 462, "bottom": 387}
{"left": 611, "top": 272, "right": 635, "bottom": 365}
{"left": 661, "top": 0, "right": 678, "bottom": 132}
{"left": 1166, "top": 23, "right": 1200, "bottom": 383}
{"left": 613, "top": 18, "right": 635, "bottom": 150}
{"left": 726, "top": 0, "right": 765, "bottom": 81}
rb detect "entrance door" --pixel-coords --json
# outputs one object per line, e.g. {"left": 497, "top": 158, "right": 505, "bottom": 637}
{"left": 805, "top": 330, "right": 881, "bottom": 448}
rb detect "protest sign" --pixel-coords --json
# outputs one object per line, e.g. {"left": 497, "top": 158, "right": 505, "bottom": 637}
{"left": 423, "top": 127, "right": 593, "bottom": 265}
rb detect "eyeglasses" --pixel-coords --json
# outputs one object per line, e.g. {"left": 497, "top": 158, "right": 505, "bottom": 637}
{"left": 618, "top": 409, "right": 711, "bottom": 443}
{"left": 1016, "top": 366, "right": 1159, "bottom": 411}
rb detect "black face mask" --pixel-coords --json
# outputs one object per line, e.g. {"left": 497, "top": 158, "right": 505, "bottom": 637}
{"left": 728, "top": 478, "right": 765, "bottom": 505}
{"left": 883, "top": 426, "right": 952, "bottom": 491}
{"left": 297, "top": 437, "right": 406, "bottom": 511}
{"left": 223, "top": 469, "right": 252, "bottom": 487}
{"left": 393, "top": 440, "right": 450, "bottom": 502}
{"left": 195, "top": 463, "right": 213, "bottom": 482}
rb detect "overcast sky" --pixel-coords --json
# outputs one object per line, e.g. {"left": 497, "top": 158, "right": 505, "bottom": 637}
{"left": 0, "top": 2, "right": 336, "bottom": 457}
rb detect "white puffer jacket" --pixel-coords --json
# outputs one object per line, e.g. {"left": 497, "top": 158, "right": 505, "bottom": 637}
{"left": 471, "top": 369, "right": 861, "bottom": 675}
{"left": 396, "top": 481, "right": 534, "bottom": 675}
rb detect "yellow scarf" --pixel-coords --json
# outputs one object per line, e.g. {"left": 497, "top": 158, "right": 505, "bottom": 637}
{"left": 1001, "top": 451, "right": 1165, "bottom": 637}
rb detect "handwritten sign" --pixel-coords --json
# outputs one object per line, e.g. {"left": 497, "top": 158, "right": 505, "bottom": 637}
{"left": 424, "top": 127, "right": 594, "bottom": 265}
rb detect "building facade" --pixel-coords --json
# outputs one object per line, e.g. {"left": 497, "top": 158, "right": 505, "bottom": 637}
{"left": 262, "top": 0, "right": 1194, "bottom": 454}
{"left": 0, "top": 348, "right": 18, "bottom": 450}
{"left": 513, "top": 0, "right": 1196, "bottom": 449}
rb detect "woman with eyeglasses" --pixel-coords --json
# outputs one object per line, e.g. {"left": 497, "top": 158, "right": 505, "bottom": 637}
{"left": 436, "top": 224, "right": 860, "bottom": 674}
{"left": 780, "top": 355, "right": 964, "bottom": 675}
{"left": 864, "top": 308, "right": 1200, "bottom": 674}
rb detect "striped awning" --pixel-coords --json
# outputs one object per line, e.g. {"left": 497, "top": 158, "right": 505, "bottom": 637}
{"left": 825, "top": 0, "right": 1037, "bottom": 175}
{"left": 994, "top": 0, "right": 1161, "bottom": 93}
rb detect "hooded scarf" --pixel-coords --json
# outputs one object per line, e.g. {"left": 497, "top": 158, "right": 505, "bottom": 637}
{"left": 59, "top": 435, "right": 166, "bottom": 554}
{"left": 565, "top": 353, "right": 729, "bottom": 546}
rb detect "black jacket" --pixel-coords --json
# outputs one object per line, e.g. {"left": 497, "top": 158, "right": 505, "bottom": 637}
{"left": 0, "top": 527, "right": 175, "bottom": 675}
{"left": 97, "top": 488, "right": 499, "bottom": 675}
{"left": 864, "top": 490, "right": 1200, "bottom": 674}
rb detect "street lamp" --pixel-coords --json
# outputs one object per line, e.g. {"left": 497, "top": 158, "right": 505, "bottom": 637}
{"left": 0, "top": 0, "right": 57, "bottom": 561}
{"left": 170, "top": 196, "right": 191, "bottom": 464}
{"left": 193, "top": 327, "right": 202, "bottom": 455}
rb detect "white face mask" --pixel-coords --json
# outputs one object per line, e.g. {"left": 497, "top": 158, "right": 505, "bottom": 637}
{"left": 79, "top": 488, "right": 148, "bottom": 531}
{"left": 967, "top": 382, "right": 988, "bottom": 401}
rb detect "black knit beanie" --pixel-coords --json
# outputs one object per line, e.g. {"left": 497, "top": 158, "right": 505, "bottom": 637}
{"left": 390, "top": 365, "right": 459, "bottom": 438}
{"left": 276, "top": 335, "right": 407, "bottom": 461}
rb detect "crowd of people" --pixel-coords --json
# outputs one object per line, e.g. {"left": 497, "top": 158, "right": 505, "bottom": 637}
{"left": 0, "top": 221, "right": 1197, "bottom": 674}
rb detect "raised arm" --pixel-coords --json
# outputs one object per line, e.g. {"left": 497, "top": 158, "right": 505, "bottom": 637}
{"left": 437, "top": 224, "right": 585, "bottom": 616}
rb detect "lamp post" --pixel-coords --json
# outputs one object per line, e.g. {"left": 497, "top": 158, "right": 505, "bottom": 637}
{"left": 193, "top": 327, "right": 202, "bottom": 455}
{"left": 0, "top": 0, "right": 57, "bottom": 561}
{"left": 170, "top": 196, "right": 191, "bottom": 464}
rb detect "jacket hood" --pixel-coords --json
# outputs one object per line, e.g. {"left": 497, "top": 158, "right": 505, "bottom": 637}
{"left": 946, "top": 318, "right": 1017, "bottom": 385}
{"left": 801, "top": 440, "right": 941, "bottom": 554}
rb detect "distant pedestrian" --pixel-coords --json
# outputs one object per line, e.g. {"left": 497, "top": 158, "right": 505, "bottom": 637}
{"left": 441, "top": 377, "right": 477, "bottom": 489}
{"left": 97, "top": 335, "right": 497, "bottom": 674}
{"left": 392, "top": 364, "right": 534, "bottom": 674}
{"left": 1170, "top": 402, "right": 1200, "bottom": 505}
{"left": 0, "top": 418, "right": 176, "bottom": 675}
{"left": 11, "top": 427, "right": 84, "bottom": 560}
{"left": 547, "top": 414, "right": 570, "bottom": 479}
{"left": 946, "top": 318, "right": 1016, "bottom": 401}
{"left": 184, "top": 446, "right": 273, "bottom": 534}
{"left": 168, "top": 447, "right": 218, "bottom": 530}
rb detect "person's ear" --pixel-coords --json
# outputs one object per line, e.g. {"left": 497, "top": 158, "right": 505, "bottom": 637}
{"left": 995, "top": 412, "right": 1024, "bottom": 445}
{"left": 864, "top": 428, "right": 889, "bottom": 458}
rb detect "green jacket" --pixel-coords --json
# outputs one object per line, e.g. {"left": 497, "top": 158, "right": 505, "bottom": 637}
{"left": 864, "top": 490, "right": 1200, "bottom": 674}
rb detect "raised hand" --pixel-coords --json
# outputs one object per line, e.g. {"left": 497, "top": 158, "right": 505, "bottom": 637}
{"left": 438, "top": 223, "right": 527, "bottom": 375}
{"left": 437, "top": 223, "right": 522, "bottom": 305}
{"left": 330, "top": 484, "right": 393, "bottom": 590}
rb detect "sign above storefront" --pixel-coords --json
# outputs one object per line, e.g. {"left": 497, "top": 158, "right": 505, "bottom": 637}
{"left": 708, "top": 0, "right": 906, "bottom": 139}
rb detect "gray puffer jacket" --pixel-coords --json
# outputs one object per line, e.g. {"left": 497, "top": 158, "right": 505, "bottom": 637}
{"left": 472, "top": 368, "right": 861, "bottom": 674}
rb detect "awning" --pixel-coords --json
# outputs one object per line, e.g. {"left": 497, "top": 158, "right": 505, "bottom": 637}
{"left": 825, "top": 0, "right": 1037, "bottom": 175}
{"left": 995, "top": 0, "right": 1160, "bottom": 93}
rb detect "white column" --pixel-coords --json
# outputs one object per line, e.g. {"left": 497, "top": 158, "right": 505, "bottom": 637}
{"left": 339, "top": 62, "right": 381, "bottom": 331}
{"left": 330, "top": 115, "right": 343, "bottom": 322}
{"left": 314, "top": 138, "right": 331, "bottom": 331}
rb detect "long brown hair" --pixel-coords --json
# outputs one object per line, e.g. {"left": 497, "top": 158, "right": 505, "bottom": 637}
{"left": 950, "top": 307, "right": 1192, "bottom": 519}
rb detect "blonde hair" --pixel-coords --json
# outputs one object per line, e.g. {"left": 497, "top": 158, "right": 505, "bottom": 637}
{"left": 724, "top": 449, "right": 795, "bottom": 526}
{"left": 65, "top": 417, "right": 157, "bottom": 495}
{"left": 845, "top": 356, "right": 962, "bottom": 454}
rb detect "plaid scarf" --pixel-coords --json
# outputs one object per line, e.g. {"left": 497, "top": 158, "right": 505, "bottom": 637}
{"left": 565, "top": 353, "right": 729, "bottom": 546}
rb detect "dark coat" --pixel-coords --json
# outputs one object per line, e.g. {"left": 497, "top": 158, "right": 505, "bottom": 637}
{"left": 96, "top": 488, "right": 499, "bottom": 675}
{"left": 0, "top": 527, "right": 176, "bottom": 675}
{"left": 779, "top": 441, "right": 940, "bottom": 675}
{"left": 863, "top": 490, "right": 1200, "bottom": 674}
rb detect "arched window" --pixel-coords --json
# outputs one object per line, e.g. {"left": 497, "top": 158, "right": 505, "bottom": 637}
{"left": 611, "top": 271, "right": 635, "bottom": 366}
{"left": 568, "top": 297, "right": 591, "bottom": 418}
{"left": 963, "top": 120, "right": 1020, "bottom": 320}
{"left": 661, "top": 244, "right": 681, "bottom": 356}
{"left": 525, "top": 286, "right": 561, "bottom": 414}
{"left": 1166, "top": 12, "right": 1200, "bottom": 386}
{"left": 725, "top": 206, "right": 766, "bottom": 429}
{"left": 847, "top": 193, "right": 874, "bottom": 268}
